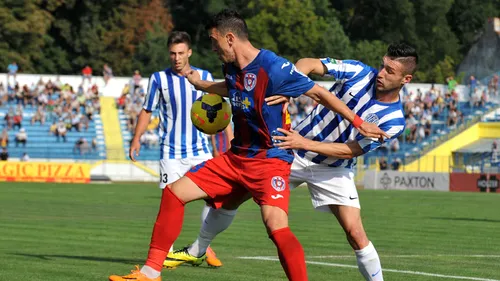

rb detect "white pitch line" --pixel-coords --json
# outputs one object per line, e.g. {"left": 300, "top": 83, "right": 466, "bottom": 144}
{"left": 238, "top": 256, "right": 500, "bottom": 281}
{"left": 304, "top": 254, "right": 500, "bottom": 259}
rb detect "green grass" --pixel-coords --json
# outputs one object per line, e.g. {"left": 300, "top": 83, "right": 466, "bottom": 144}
{"left": 1, "top": 182, "right": 499, "bottom": 281}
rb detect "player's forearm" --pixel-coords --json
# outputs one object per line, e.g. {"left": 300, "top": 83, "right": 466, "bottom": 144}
{"left": 295, "top": 58, "right": 325, "bottom": 76}
{"left": 303, "top": 140, "right": 362, "bottom": 159}
{"left": 194, "top": 81, "right": 228, "bottom": 97}
{"left": 305, "top": 85, "right": 356, "bottom": 123}
{"left": 132, "top": 110, "right": 152, "bottom": 142}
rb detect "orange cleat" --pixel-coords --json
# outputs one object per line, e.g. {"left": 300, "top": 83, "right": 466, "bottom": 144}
{"left": 108, "top": 265, "right": 161, "bottom": 281}
{"left": 205, "top": 246, "right": 223, "bottom": 267}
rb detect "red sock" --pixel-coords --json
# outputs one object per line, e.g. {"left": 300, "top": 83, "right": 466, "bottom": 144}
{"left": 269, "top": 227, "right": 308, "bottom": 281}
{"left": 145, "top": 187, "right": 185, "bottom": 271}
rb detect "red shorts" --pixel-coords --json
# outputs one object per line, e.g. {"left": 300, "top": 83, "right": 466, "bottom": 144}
{"left": 185, "top": 151, "right": 291, "bottom": 213}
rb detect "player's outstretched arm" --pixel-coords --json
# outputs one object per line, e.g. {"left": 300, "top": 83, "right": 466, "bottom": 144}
{"left": 184, "top": 69, "right": 228, "bottom": 97}
{"left": 129, "top": 109, "right": 152, "bottom": 161}
{"left": 273, "top": 128, "right": 363, "bottom": 159}
{"left": 304, "top": 84, "right": 389, "bottom": 141}
{"left": 295, "top": 58, "right": 327, "bottom": 76}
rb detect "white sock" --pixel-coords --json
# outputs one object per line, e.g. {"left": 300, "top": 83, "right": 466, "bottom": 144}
{"left": 140, "top": 265, "right": 161, "bottom": 279}
{"left": 355, "top": 241, "right": 383, "bottom": 281}
{"left": 188, "top": 208, "right": 237, "bottom": 257}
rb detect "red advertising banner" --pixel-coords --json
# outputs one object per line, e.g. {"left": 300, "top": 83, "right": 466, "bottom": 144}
{"left": 450, "top": 173, "right": 499, "bottom": 192}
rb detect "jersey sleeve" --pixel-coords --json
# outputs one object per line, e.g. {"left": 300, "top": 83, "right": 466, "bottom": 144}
{"left": 356, "top": 119, "right": 406, "bottom": 154}
{"left": 143, "top": 73, "right": 161, "bottom": 111}
{"left": 270, "top": 59, "right": 315, "bottom": 98}
{"left": 320, "top": 58, "right": 374, "bottom": 83}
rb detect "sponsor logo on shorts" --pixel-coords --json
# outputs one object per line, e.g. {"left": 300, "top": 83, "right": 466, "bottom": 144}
{"left": 271, "top": 176, "right": 286, "bottom": 192}
{"left": 271, "top": 194, "right": 284, "bottom": 200}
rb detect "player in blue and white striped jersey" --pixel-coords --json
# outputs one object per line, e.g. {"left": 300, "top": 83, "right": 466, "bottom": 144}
{"left": 128, "top": 31, "right": 221, "bottom": 267}
{"left": 169, "top": 42, "right": 417, "bottom": 281}
{"left": 268, "top": 42, "right": 417, "bottom": 281}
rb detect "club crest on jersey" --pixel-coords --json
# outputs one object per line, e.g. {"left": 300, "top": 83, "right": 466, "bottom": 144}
{"left": 364, "top": 113, "right": 379, "bottom": 124}
{"left": 271, "top": 176, "right": 286, "bottom": 192}
{"left": 244, "top": 73, "right": 257, "bottom": 91}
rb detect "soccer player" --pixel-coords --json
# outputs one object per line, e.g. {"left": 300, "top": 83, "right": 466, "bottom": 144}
{"left": 128, "top": 31, "right": 221, "bottom": 267}
{"left": 166, "top": 42, "right": 418, "bottom": 281}
{"left": 109, "top": 9, "right": 387, "bottom": 281}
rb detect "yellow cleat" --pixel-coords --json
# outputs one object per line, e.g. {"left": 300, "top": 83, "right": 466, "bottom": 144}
{"left": 109, "top": 265, "right": 161, "bottom": 281}
{"left": 163, "top": 247, "right": 206, "bottom": 268}
{"left": 206, "top": 246, "right": 223, "bottom": 267}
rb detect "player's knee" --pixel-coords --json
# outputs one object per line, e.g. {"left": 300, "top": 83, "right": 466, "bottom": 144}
{"left": 261, "top": 206, "right": 289, "bottom": 234}
{"left": 345, "top": 226, "right": 368, "bottom": 248}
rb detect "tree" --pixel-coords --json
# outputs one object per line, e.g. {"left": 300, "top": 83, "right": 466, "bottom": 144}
{"left": 245, "top": 0, "right": 351, "bottom": 63}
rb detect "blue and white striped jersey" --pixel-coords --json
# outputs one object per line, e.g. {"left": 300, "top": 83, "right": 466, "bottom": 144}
{"left": 143, "top": 67, "right": 212, "bottom": 159}
{"left": 294, "top": 58, "right": 406, "bottom": 169}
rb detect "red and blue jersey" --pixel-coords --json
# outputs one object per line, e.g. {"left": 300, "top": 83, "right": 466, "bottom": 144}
{"left": 224, "top": 49, "right": 315, "bottom": 163}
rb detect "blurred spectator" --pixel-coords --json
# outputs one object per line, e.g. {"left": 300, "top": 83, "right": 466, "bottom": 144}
{"left": 492, "top": 140, "right": 499, "bottom": 165}
{"left": 49, "top": 122, "right": 57, "bottom": 135}
{"left": 391, "top": 158, "right": 401, "bottom": 171}
{"left": 379, "top": 157, "right": 388, "bottom": 170}
{"left": 74, "top": 137, "right": 90, "bottom": 155}
{"left": 82, "top": 65, "right": 93, "bottom": 84}
{"left": 1, "top": 129, "right": 8, "bottom": 148}
{"left": 4, "top": 107, "right": 14, "bottom": 130}
{"left": 31, "top": 106, "right": 46, "bottom": 125}
{"left": 0, "top": 82, "right": 6, "bottom": 105}
{"left": 132, "top": 70, "right": 142, "bottom": 92}
{"left": 447, "top": 108, "right": 458, "bottom": 127}
{"left": 468, "top": 75, "right": 477, "bottom": 96}
{"left": 140, "top": 130, "right": 159, "bottom": 149}
{"left": 389, "top": 138, "right": 400, "bottom": 152}
{"left": 91, "top": 137, "right": 98, "bottom": 152}
{"left": 55, "top": 121, "right": 67, "bottom": 142}
{"left": 103, "top": 64, "right": 113, "bottom": 85}
{"left": 7, "top": 62, "right": 18, "bottom": 83}
{"left": 15, "top": 128, "right": 27, "bottom": 147}
{"left": 13, "top": 108, "right": 22, "bottom": 130}
{"left": 0, "top": 147, "right": 8, "bottom": 161}
{"left": 489, "top": 74, "right": 498, "bottom": 96}
{"left": 446, "top": 76, "right": 457, "bottom": 93}
{"left": 20, "top": 152, "right": 29, "bottom": 162}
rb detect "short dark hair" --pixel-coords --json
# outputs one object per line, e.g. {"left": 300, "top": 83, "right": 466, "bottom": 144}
{"left": 386, "top": 42, "right": 419, "bottom": 74}
{"left": 167, "top": 31, "right": 192, "bottom": 48}
{"left": 205, "top": 9, "right": 248, "bottom": 39}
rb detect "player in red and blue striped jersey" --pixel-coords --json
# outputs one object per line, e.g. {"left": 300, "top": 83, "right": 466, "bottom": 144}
{"left": 109, "top": 9, "right": 387, "bottom": 281}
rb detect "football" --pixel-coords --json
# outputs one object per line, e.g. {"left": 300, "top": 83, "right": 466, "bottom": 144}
{"left": 191, "top": 94, "right": 231, "bottom": 134}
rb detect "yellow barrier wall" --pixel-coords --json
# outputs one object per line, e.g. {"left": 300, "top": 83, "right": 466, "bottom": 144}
{"left": 402, "top": 122, "right": 500, "bottom": 172}
{"left": 0, "top": 162, "right": 91, "bottom": 183}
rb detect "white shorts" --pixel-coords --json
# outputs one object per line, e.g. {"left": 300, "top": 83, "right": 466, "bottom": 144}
{"left": 289, "top": 155, "right": 360, "bottom": 212}
{"left": 159, "top": 154, "right": 212, "bottom": 188}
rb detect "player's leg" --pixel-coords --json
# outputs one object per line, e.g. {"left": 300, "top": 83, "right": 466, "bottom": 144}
{"left": 109, "top": 157, "right": 235, "bottom": 281}
{"left": 244, "top": 157, "right": 307, "bottom": 281}
{"left": 164, "top": 190, "right": 252, "bottom": 268}
{"left": 305, "top": 167, "right": 383, "bottom": 281}
{"left": 329, "top": 205, "right": 382, "bottom": 281}
{"left": 109, "top": 176, "right": 209, "bottom": 281}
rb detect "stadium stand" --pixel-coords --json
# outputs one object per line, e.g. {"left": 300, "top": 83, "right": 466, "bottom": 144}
{"left": 0, "top": 78, "right": 106, "bottom": 160}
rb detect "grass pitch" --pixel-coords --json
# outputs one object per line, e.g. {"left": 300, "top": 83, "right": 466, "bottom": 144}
{"left": 0, "top": 182, "right": 499, "bottom": 281}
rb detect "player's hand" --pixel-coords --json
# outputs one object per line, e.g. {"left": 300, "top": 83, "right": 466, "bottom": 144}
{"left": 129, "top": 139, "right": 141, "bottom": 162}
{"left": 265, "top": 95, "right": 290, "bottom": 114}
{"left": 184, "top": 69, "right": 201, "bottom": 87}
{"left": 273, "top": 128, "right": 311, "bottom": 150}
{"left": 357, "top": 122, "right": 390, "bottom": 142}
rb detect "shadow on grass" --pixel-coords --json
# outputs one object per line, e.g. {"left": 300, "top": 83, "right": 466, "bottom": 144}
{"left": 10, "top": 253, "right": 220, "bottom": 269}
{"left": 429, "top": 217, "right": 500, "bottom": 223}
{"left": 11, "top": 253, "right": 143, "bottom": 264}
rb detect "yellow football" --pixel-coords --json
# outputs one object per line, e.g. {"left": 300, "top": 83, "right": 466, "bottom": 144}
{"left": 191, "top": 94, "right": 231, "bottom": 135}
